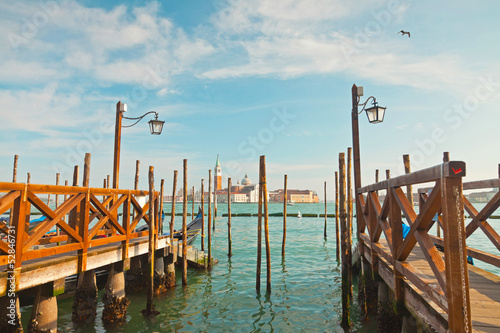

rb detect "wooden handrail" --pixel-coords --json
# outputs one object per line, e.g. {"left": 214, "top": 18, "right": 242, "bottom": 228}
{"left": 357, "top": 160, "right": 471, "bottom": 332}
{"left": 0, "top": 183, "right": 161, "bottom": 274}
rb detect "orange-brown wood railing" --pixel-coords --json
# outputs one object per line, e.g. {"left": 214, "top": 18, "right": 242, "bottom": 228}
{"left": 0, "top": 182, "right": 160, "bottom": 288}
{"left": 419, "top": 177, "right": 500, "bottom": 269}
{"left": 357, "top": 161, "right": 471, "bottom": 333}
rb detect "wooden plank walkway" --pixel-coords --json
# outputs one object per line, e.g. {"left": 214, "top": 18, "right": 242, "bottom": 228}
{"left": 367, "top": 239, "right": 500, "bottom": 333}
{"left": 0, "top": 236, "right": 175, "bottom": 294}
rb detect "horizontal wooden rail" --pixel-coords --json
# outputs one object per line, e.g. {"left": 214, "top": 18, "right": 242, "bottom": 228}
{"left": 358, "top": 161, "right": 465, "bottom": 193}
{"left": 356, "top": 161, "right": 471, "bottom": 332}
{"left": 0, "top": 182, "right": 161, "bottom": 281}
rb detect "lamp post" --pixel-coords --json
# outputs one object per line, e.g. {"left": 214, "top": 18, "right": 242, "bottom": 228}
{"left": 351, "top": 84, "right": 386, "bottom": 240}
{"left": 112, "top": 101, "right": 165, "bottom": 189}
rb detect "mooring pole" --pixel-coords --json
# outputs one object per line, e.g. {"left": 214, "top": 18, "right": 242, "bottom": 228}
{"left": 256, "top": 162, "right": 263, "bottom": 292}
{"left": 228, "top": 178, "right": 232, "bottom": 257}
{"left": 146, "top": 166, "right": 156, "bottom": 314}
{"left": 208, "top": 170, "right": 212, "bottom": 270}
{"left": 55, "top": 173, "right": 60, "bottom": 237}
{"left": 282, "top": 174, "right": 287, "bottom": 258}
{"left": 403, "top": 154, "right": 413, "bottom": 206}
{"left": 201, "top": 179, "right": 205, "bottom": 251}
{"left": 324, "top": 181, "right": 327, "bottom": 238}
{"left": 192, "top": 186, "right": 195, "bottom": 221}
{"left": 160, "top": 179, "right": 164, "bottom": 234}
{"left": 261, "top": 156, "right": 271, "bottom": 294}
{"left": 347, "top": 147, "right": 353, "bottom": 300}
{"left": 335, "top": 171, "right": 340, "bottom": 262}
{"left": 182, "top": 159, "right": 188, "bottom": 286}
{"left": 339, "top": 152, "right": 350, "bottom": 329}
{"left": 170, "top": 170, "right": 178, "bottom": 243}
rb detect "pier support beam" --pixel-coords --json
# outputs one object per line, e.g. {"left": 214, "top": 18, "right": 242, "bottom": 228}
{"left": 72, "top": 270, "right": 97, "bottom": 324}
{"left": 165, "top": 251, "right": 177, "bottom": 288}
{"left": 0, "top": 295, "right": 22, "bottom": 333}
{"left": 28, "top": 280, "right": 63, "bottom": 333}
{"left": 102, "top": 263, "right": 129, "bottom": 325}
{"left": 125, "top": 256, "right": 145, "bottom": 293}
{"left": 376, "top": 282, "right": 401, "bottom": 333}
{"left": 401, "top": 315, "right": 418, "bottom": 333}
{"left": 154, "top": 252, "right": 167, "bottom": 294}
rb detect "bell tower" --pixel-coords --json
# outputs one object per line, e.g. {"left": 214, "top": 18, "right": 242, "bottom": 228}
{"left": 214, "top": 154, "right": 222, "bottom": 190}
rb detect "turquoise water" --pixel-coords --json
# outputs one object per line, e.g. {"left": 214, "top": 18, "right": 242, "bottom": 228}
{"left": 21, "top": 203, "right": 374, "bottom": 332}
{"left": 18, "top": 202, "right": 500, "bottom": 332}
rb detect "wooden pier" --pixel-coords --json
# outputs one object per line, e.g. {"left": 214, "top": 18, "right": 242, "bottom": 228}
{"left": 0, "top": 181, "right": 209, "bottom": 331}
{"left": 356, "top": 160, "right": 500, "bottom": 332}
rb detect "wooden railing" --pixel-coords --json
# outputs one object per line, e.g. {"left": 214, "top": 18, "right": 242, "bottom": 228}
{"left": 419, "top": 177, "right": 500, "bottom": 269}
{"left": 357, "top": 161, "right": 471, "bottom": 332}
{"left": 0, "top": 182, "right": 160, "bottom": 288}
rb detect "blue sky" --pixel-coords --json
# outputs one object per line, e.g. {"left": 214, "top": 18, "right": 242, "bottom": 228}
{"left": 1, "top": 0, "right": 499, "bottom": 197}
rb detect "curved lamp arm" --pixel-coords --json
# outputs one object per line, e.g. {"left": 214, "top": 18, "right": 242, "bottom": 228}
{"left": 122, "top": 111, "right": 159, "bottom": 128}
{"left": 357, "top": 96, "right": 378, "bottom": 114}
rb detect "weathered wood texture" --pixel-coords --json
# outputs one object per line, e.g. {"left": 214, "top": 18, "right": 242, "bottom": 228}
{"left": 357, "top": 160, "right": 477, "bottom": 332}
{"left": 182, "top": 159, "right": 188, "bottom": 285}
{"left": 282, "top": 175, "right": 287, "bottom": 258}
{"left": 339, "top": 152, "right": 350, "bottom": 328}
{"left": 0, "top": 180, "right": 160, "bottom": 286}
{"left": 227, "top": 178, "right": 232, "bottom": 257}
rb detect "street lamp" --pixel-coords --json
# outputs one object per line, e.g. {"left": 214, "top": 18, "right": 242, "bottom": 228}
{"left": 350, "top": 84, "right": 386, "bottom": 240}
{"left": 113, "top": 101, "right": 165, "bottom": 189}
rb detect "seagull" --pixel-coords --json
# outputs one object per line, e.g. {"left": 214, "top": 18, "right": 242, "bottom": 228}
{"left": 398, "top": 30, "right": 410, "bottom": 38}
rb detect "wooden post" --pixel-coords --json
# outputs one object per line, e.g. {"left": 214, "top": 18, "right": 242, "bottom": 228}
{"left": 78, "top": 153, "right": 91, "bottom": 273}
{"left": 403, "top": 154, "right": 413, "bottom": 206}
{"left": 208, "top": 170, "right": 212, "bottom": 270}
{"left": 145, "top": 166, "right": 156, "bottom": 314}
{"left": 351, "top": 85, "right": 363, "bottom": 251}
{"left": 324, "top": 181, "right": 327, "bottom": 238}
{"left": 133, "top": 161, "right": 139, "bottom": 221}
{"left": 201, "top": 179, "right": 205, "bottom": 251}
{"left": 9, "top": 155, "right": 19, "bottom": 226}
{"left": 339, "top": 152, "right": 350, "bottom": 328}
{"left": 335, "top": 171, "right": 340, "bottom": 262}
{"left": 170, "top": 171, "right": 178, "bottom": 243}
{"left": 388, "top": 169, "right": 405, "bottom": 313}
{"left": 438, "top": 152, "right": 450, "bottom": 239}
{"left": 192, "top": 186, "right": 195, "bottom": 221}
{"left": 112, "top": 101, "right": 124, "bottom": 189}
{"left": 107, "top": 175, "right": 110, "bottom": 188}
{"left": 55, "top": 173, "right": 60, "bottom": 237}
{"left": 346, "top": 147, "right": 353, "bottom": 301}
{"left": 213, "top": 190, "right": 217, "bottom": 231}
{"left": 27, "top": 172, "right": 30, "bottom": 183}
{"left": 68, "top": 166, "right": 80, "bottom": 231}
{"left": 228, "top": 178, "right": 232, "bottom": 257}
{"left": 13, "top": 155, "right": 18, "bottom": 182}
{"left": 441, "top": 162, "right": 471, "bottom": 332}
{"left": 83, "top": 153, "right": 91, "bottom": 187}
{"left": 261, "top": 156, "right": 271, "bottom": 294}
{"left": 159, "top": 179, "right": 164, "bottom": 234}
{"left": 182, "top": 159, "right": 188, "bottom": 286}
{"left": 282, "top": 175, "right": 287, "bottom": 258}
{"left": 375, "top": 169, "right": 379, "bottom": 183}
{"left": 256, "top": 163, "right": 263, "bottom": 292}
{"left": 63, "top": 180, "right": 68, "bottom": 222}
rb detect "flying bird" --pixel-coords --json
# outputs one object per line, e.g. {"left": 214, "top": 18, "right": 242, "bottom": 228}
{"left": 398, "top": 30, "right": 410, "bottom": 38}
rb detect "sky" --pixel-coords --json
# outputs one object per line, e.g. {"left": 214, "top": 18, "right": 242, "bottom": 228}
{"left": 1, "top": 0, "right": 499, "bottom": 198}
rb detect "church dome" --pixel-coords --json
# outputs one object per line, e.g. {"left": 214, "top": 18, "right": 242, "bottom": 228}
{"left": 241, "top": 174, "right": 251, "bottom": 186}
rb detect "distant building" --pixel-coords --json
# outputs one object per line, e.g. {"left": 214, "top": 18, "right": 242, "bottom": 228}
{"left": 269, "top": 189, "right": 319, "bottom": 203}
{"left": 214, "top": 155, "right": 222, "bottom": 191}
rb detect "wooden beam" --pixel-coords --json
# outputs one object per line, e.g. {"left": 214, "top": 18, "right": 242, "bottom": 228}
{"left": 441, "top": 172, "right": 471, "bottom": 332}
